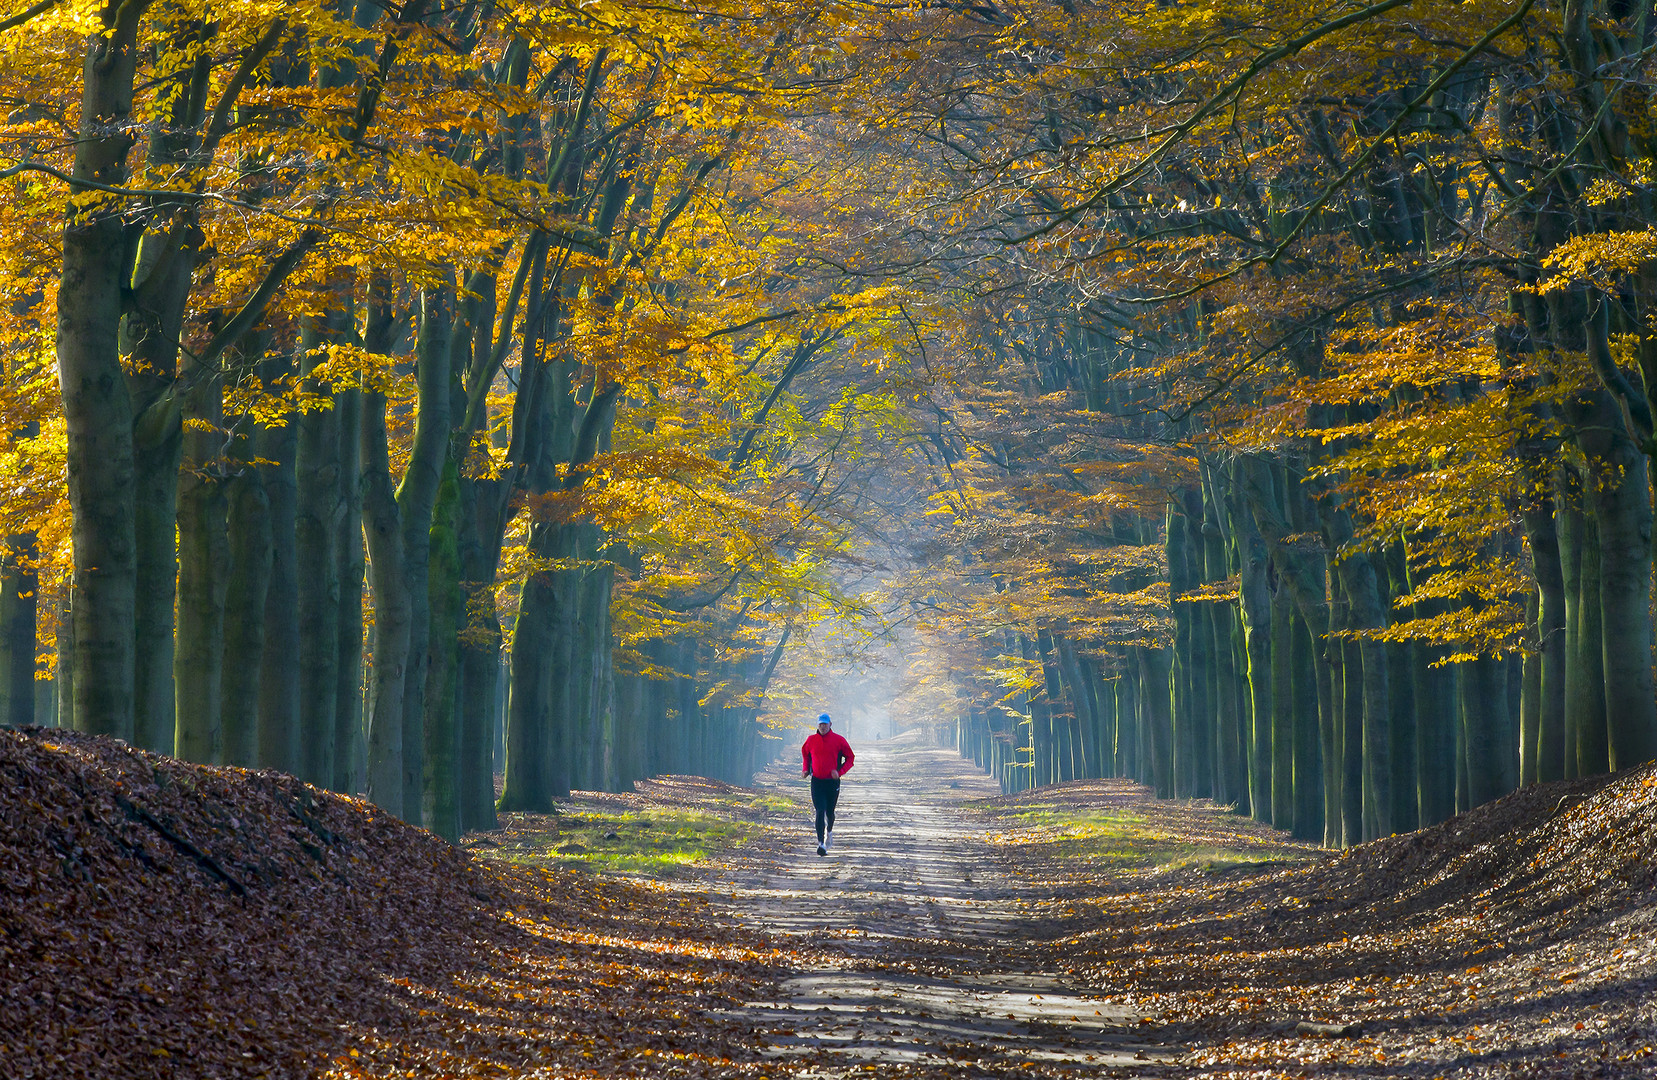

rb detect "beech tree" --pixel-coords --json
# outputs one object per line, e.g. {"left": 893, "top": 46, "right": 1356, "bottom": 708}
{"left": 762, "top": 0, "right": 1657, "bottom": 844}
{"left": 4, "top": 0, "right": 1656, "bottom": 852}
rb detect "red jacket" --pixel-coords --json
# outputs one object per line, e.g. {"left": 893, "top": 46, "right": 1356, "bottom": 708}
{"left": 801, "top": 731, "right": 854, "bottom": 779}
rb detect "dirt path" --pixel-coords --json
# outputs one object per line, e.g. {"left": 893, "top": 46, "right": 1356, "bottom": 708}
{"left": 708, "top": 734, "right": 1167, "bottom": 1075}
{"left": 694, "top": 735, "right": 1657, "bottom": 1080}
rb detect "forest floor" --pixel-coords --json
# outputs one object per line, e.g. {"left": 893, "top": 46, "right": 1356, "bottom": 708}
{"left": 3, "top": 727, "right": 1655, "bottom": 1079}
{"left": 0, "top": 729, "right": 789, "bottom": 1080}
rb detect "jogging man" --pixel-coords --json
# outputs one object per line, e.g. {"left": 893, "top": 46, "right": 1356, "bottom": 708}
{"left": 801, "top": 713, "right": 854, "bottom": 856}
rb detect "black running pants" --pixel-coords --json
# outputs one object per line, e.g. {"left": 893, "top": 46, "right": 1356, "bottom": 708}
{"left": 810, "top": 776, "right": 841, "bottom": 844}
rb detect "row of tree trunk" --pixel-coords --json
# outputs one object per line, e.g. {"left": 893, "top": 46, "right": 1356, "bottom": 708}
{"left": 18, "top": 15, "right": 801, "bottom": 837}
{"left": 9, "top": 300, "right": 783, "bottom": 837}
{"left": 952, "top": 435, "right": 1657, "bottom": 845}
{"left": 941, "top": 0, "right": 1657, "bottom": 843}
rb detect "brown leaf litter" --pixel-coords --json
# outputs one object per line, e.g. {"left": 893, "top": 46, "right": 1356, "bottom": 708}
{"left": 6, "top": 723, "right": 1655, "bottom": 1080}
{"left": 0, "top": 728, "right": 788, "bottom": 1080}
{"left": 962, "top": 765, "right": 1657, "bottom": 1077}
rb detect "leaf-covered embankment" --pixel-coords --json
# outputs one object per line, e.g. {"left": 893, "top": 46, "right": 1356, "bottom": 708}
{"left": 0, "top": 729, "right": 785, "bottom": 1079}
{"left": 977, "top": 765, "right": 1657, "bottom": 1076}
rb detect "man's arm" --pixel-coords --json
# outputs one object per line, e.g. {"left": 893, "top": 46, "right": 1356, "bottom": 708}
{"left": 802, "top": 740, "right": 811, "bottom": 777}
{"left": 837, "top": 737, "right": 854, "bottom": 774}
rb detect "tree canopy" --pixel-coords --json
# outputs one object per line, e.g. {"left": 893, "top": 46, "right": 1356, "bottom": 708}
{"left": 2, "top": 0, "right": 1654, "bottom": 845}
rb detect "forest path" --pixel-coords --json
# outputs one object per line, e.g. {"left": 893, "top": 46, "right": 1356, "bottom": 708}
{"left": 706, "top": 734, "right": 1168, "bottom": 1075}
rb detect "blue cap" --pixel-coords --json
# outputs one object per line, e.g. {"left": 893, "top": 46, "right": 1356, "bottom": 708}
{"left": 817, "top": 713, "right": 831, "bottom": 725}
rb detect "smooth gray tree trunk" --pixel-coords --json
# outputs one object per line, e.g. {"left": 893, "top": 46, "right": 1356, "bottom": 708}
{"left": 220, "top": 463, "right": 270, "bottom": 767}
{"left": 56, "top": 3, "right": 154, "bottom": 743}
{"left": 1574, "top": 512, "right": 1609, "bottom": 776}
{"left": 1290, "top": 609, "right": 1323, "bottom": 841}
{"left": 1557, "top": 485, "right": 1586, "bottom": 780}
{"left": 131, "top": 429, "right": 180, "bottom": 753}
{"left": 1235, "top": 506, "right": 1272, "bottom": 820}
{"left": 334, "top": 387, "right": 365, "bottom": 794}
{"left": 1588, "top": 437, "right": 1657, "bottom": 770}
{"left": 1270, "top": 581, "right": 1295, "bottom": 830}
{"left": 422, "top": 458, "right": 463, "bottom": 839}
{"left": 362, "top": 388, "right": 409, "bottom": 815}
{"left": 498, "top": 521, "right": 564, "bottom": 813}
{"left": 256, "top": 354, "right": 300, "bottom": 773}
{"left": 1462, "top": 654, "right": 1515, "bottom": 806}
{"left": 396, "top": 284, "right": 454, "bottom": 823}
{"left": 174, "top": 375, "right": 228, "bottom": 764}
{"left": 0, "top": 534, "right": 38, "bottom": 728}
{"left": 1523, "top": 494, "right": 1568, "bottom": 783}
{"left": 295, "top": 335, "right": 342, "bottom": 788}
{"left": 55, "top": 589, "right": 74, "bottom": 732}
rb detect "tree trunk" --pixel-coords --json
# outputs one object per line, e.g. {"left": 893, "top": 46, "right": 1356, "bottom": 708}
{"left": 1524, "top": 494, "right": 1568, "bottom": 782}
{"left": 56, "top": 9, "right": 152, "bottom": 742}
{"left": 457, "top": 477, "right": 507, "bottom": 832}
{"left": 1340, "top": 633, "right": 1366, "bottom": 845}
{"left": 1326, "top": 592, "right": 1347, "bottom": 846}
{"left": 295, "top": 339, "right": 342, "bottom": 788}
{"left": 127, "top": 10, "right": 234, "bottom": 760}
{"left": 1237, "top": 528, "right": 1272, "bottom": 820}
{"left": 422, "top": 458, "right": 463, "bottom": 840}
{"left": 1588, "top": 437, "right": 1657, "bottom": 770}
{"left": 396, "top": 283, "right": 454, "bottom": 824}
{"left": 1182, "top": 489, "right": 1213, "bottom": 796}
{"left": 257, "top": 353, "right": 300, "bottom": 774}
{"left": 1138, "top": 645, "right": 1174, "bottom": 798}
{"left": 458, "top": 626, "right": 502, "bottom": 830}
{"left": 1236, "top": 456, "right": 1336, "bottom": 837}
{"left": 1270, "top": 580, "right": 1295, "bottom": 830}
{"left": 1331, "top": 567, "right": 1363, "bottom": 847}
{"left": 1381, "top": 548, "right": 1417, "bottom": 832}
{"left": 565, "top": 538, "right": 609, "bottom": 792}
{"left": 1557, "top": 483, "right": 1585, "bottom": 780}
{"left": 586, "top": 565, "right": 615, "bottom": 790}
{"left": 1573, "top": 510, "right": 1609, "bottom": 776}
{"left": 495, "top": 647, "right": 508, "bottom": 781}
{"left": 334, "top": 387, "right": 365, "bottom": 794}
{"left": 132, "top": 427, "right": 180, "bottom": 753}
{"left": 1462, "top": 654, "right": 1514, "bottom": 806}
{"left": 361, "top": 389, "right": 410, "bottom": 816}
{"left": 220, "top": 465, "right": 270, "bottom": 767}
{"left": 1116, "top": 661, "right": 1139, "bottom": 779}
{"left": 600, "top": 658, "right": 619, "bottom": 790}
{"left": 0, "top": 534, "right": 38, "bottom": 728}
{"left": 1030, "top": 698, "right": 1053, "bottom": 789}
{"left": 1455, "top": 689, "right": 1470, "bottom": 814}
{"left": 55, "top": 588, "right": 74, "bottom": 732}
{"left": 1290, "top": 609, "right": 1323, "bottom": 841}
{"left": 1167, "top": 498, "right": 1196, "bottom": 797}
{"left": 1095, "top": 664, "right": 1119, "bottom": 777}
{"left": 549, "top": 552, "right": 581, "bottom": 797}
{"left": 1330, "top": 536, "right": 1391, "bottom": 842}
{"left": 173, "top": 377, "right": 228, "bottom": 764}
{"left": 1229, "top": 601, "right": 1253, "bottom": 810}
{"left": 1413, "top": 638, "right": 1457, "bottom": 828}
{"left": 612, "top": 665, "right": 642, "bottom": 791}
{"left": 497, "top": 521, "right": 566, "bottom": 813}
{"left": 1201, "top": 462, "right": 1242, "bottom": 805}
{"left": 1057, "top": 634, "right": 1098, "bottom": 778}
{"left": 677, "top": 636, "right": 702, "bottom": 778}
{"left": 1506, "top": 650, "right": 1524, "bottom": 786}
{"left": 1519, "top": 589, "right": 1541, "bottom": 786}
